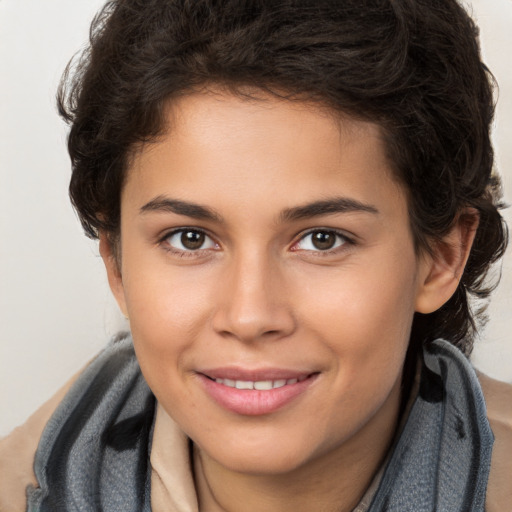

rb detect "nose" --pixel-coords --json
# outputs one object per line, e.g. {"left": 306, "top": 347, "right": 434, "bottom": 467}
{"left": 211, "top": 250, "right": 296, "bottom": 343}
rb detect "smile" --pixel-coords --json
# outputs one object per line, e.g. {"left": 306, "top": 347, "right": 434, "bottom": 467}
{"left": 213, "top": 376, "right": 308, "bottom": 390}
{"left": 198, "top": 371, "right": 319, "bottom": 416}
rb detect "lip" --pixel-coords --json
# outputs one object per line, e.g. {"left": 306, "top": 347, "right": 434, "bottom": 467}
{"left": 197, "top": 368, "right": 319, "bottom": 416}
{"left": 199, "top": 367, "right": 313, "bottom": 382}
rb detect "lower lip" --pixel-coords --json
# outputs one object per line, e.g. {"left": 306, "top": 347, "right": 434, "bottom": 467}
{"left": 198, "top": 374, "right": 318, "bottom": 416}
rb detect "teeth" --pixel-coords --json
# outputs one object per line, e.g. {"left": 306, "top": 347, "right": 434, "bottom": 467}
{"left": 214, "top": 377, "right": 305, "bottom": 390}
{"left": 254, "top": 380, "right": 273, "bottom": 390}
{"left": 235, "top": 380, "right": 254, "bottom": 390}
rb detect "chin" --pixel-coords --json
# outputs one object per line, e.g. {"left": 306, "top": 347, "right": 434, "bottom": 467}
{"left": 195, "top": 426, "right": 325, "bottom": 476}
{"left": 215, "top": 449, "right": 309, "bottom": 476}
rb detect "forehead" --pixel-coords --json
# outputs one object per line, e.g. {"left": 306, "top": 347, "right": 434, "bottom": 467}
{"left": 124, "top": 89, "right": 406, "bottom": 223}
{"left": 164, "top": 89, "right": 384, "bottom": 161}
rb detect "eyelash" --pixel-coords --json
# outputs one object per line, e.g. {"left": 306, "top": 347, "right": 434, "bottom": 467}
{"left": 159, "top": 228, "right": 219, "bottom": 258}
{"left": 290, "top": 229, "right": 355, "bottom": 256}
{"left": 158, "top": 227, "right": 355, "bottom": 257}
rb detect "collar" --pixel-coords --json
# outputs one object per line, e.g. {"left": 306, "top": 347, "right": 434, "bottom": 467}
{"left": 150, "top": 340, "right": 493, "bottom": 512}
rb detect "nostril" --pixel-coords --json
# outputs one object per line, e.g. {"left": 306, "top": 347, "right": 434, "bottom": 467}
{"left": 211, "top": 295, "right": 296, "bottom": 342}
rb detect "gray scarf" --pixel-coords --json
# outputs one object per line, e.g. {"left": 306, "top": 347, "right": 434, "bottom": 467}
{"left": 27, "top": 336, "right": 493, "bottom": 511}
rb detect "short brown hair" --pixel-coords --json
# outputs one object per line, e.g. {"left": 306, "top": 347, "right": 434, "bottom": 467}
{"left": 58, "top": 0, "right": 508, "bottom": 355}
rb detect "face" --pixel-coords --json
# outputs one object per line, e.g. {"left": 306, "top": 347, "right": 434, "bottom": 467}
{"left": 105, "top": 89, "right": 438, "bottom": 476}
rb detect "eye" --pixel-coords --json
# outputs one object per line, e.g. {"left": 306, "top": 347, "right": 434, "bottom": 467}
{"left": 293, "top": 230, "right": 350, "bottom": 252}
{"left": 164, "top": 229, "right": 217, "bottom": 252}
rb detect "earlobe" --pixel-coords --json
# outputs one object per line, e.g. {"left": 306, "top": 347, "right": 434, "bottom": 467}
{"left": 99, "top": 233, "right": 128, "bottom": 317}
{"left": 415, "top": 210, "right": 479, "bottom": 314}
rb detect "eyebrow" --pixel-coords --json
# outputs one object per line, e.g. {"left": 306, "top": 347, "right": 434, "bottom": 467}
{"left": 140, "top": 195, "right": 379, "bottom": 223}
{"left": 280, "top": 197, "right": 379, "bottom": 222}
{"left": 140, "top": 196, "right": 223, "bottom": 222}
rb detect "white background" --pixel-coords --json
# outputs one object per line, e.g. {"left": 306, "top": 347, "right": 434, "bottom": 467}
{"left": 1, "top": 0, "right": 511, "bottom": 436}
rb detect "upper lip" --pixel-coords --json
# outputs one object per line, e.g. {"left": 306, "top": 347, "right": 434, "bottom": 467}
{"left": 197, "top": 367, "right": 316, "bottom": 381}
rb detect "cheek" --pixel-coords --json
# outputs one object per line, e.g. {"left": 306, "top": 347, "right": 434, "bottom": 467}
{"left": 298, "top": 251, "right": 418, "bottom": 377}
{"left": 123, "top": 253, "right": 214, "bottom": 328}
{"left": 300, "top": 263, "right": 417, "bottom": 436}
{"left": 120, "top": 259, "right": 218, "bottom": 386}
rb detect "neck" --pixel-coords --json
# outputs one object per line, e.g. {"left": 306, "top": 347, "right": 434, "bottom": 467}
{"left": 193, "top": 379, "right": 402, "bottom": 512}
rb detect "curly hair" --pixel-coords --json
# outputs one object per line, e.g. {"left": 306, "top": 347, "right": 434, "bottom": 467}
{"left": 58, "top": 0, "right": 508, "bottom": 355}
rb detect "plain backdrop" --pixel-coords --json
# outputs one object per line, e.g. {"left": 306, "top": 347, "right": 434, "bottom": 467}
{"left": 1, "top": 0, "right": 511, "bottom": 436}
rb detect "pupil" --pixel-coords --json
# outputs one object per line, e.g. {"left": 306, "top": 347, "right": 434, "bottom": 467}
{"left": 312, "top": 231, "right": 335, "bottom": 250}
{"left": 181, "top": 231, "right": 205, "bottom": 250}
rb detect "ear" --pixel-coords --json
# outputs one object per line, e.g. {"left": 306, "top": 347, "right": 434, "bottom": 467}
{"left": 415, "top": 210, "right": 479, "bottom": 314}
{"left": 99, "top": 232, "right": 128, "bottom": 318}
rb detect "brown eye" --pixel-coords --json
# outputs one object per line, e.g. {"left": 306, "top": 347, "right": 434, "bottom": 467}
{"left": 181, "top": 230, "right": 205, "bottom": 250}
{"left": 294, "top": 230, "right": 349, "bottom": 252}
{"left": 165, "top": 229, "right": 217, "bottom": 252}
{"left": 311, "top": 231, "right": 336, "bottom": 250}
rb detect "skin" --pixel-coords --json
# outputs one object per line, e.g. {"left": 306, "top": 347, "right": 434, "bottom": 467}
{"left": 101, "top": 89, "right": 475, "bottom": 512}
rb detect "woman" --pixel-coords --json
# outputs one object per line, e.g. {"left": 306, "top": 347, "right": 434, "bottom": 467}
{"left": 1, "top": 0, "right": 511, "bottom": 510}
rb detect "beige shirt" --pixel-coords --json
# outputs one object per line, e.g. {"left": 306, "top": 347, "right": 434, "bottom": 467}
{"left": 1, "top": 370, "right": 511, "bottom": 512}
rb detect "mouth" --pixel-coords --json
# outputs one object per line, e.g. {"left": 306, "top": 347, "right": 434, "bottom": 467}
{"left": 207, "top": 375, "right": 309, "bottom": 390}
{"left": 197, "top": 370, "right": 319, "bottom": 416}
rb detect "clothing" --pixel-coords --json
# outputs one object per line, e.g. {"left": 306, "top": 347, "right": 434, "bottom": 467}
{"left": 26, "top": 338, "right": 154, "bottom": 511}
{"left": 1, "top": 334, "right": 511, "bottom": 511}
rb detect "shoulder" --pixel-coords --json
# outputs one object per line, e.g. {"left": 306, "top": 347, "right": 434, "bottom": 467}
{"left": 0, "top": 336, "right": 134, "bottom": 511}
{"left": 0, "top": 372, "right": 80, "bottom": 512}
{"left": 477, "top": 371, "right": 512, "bottom": 512}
